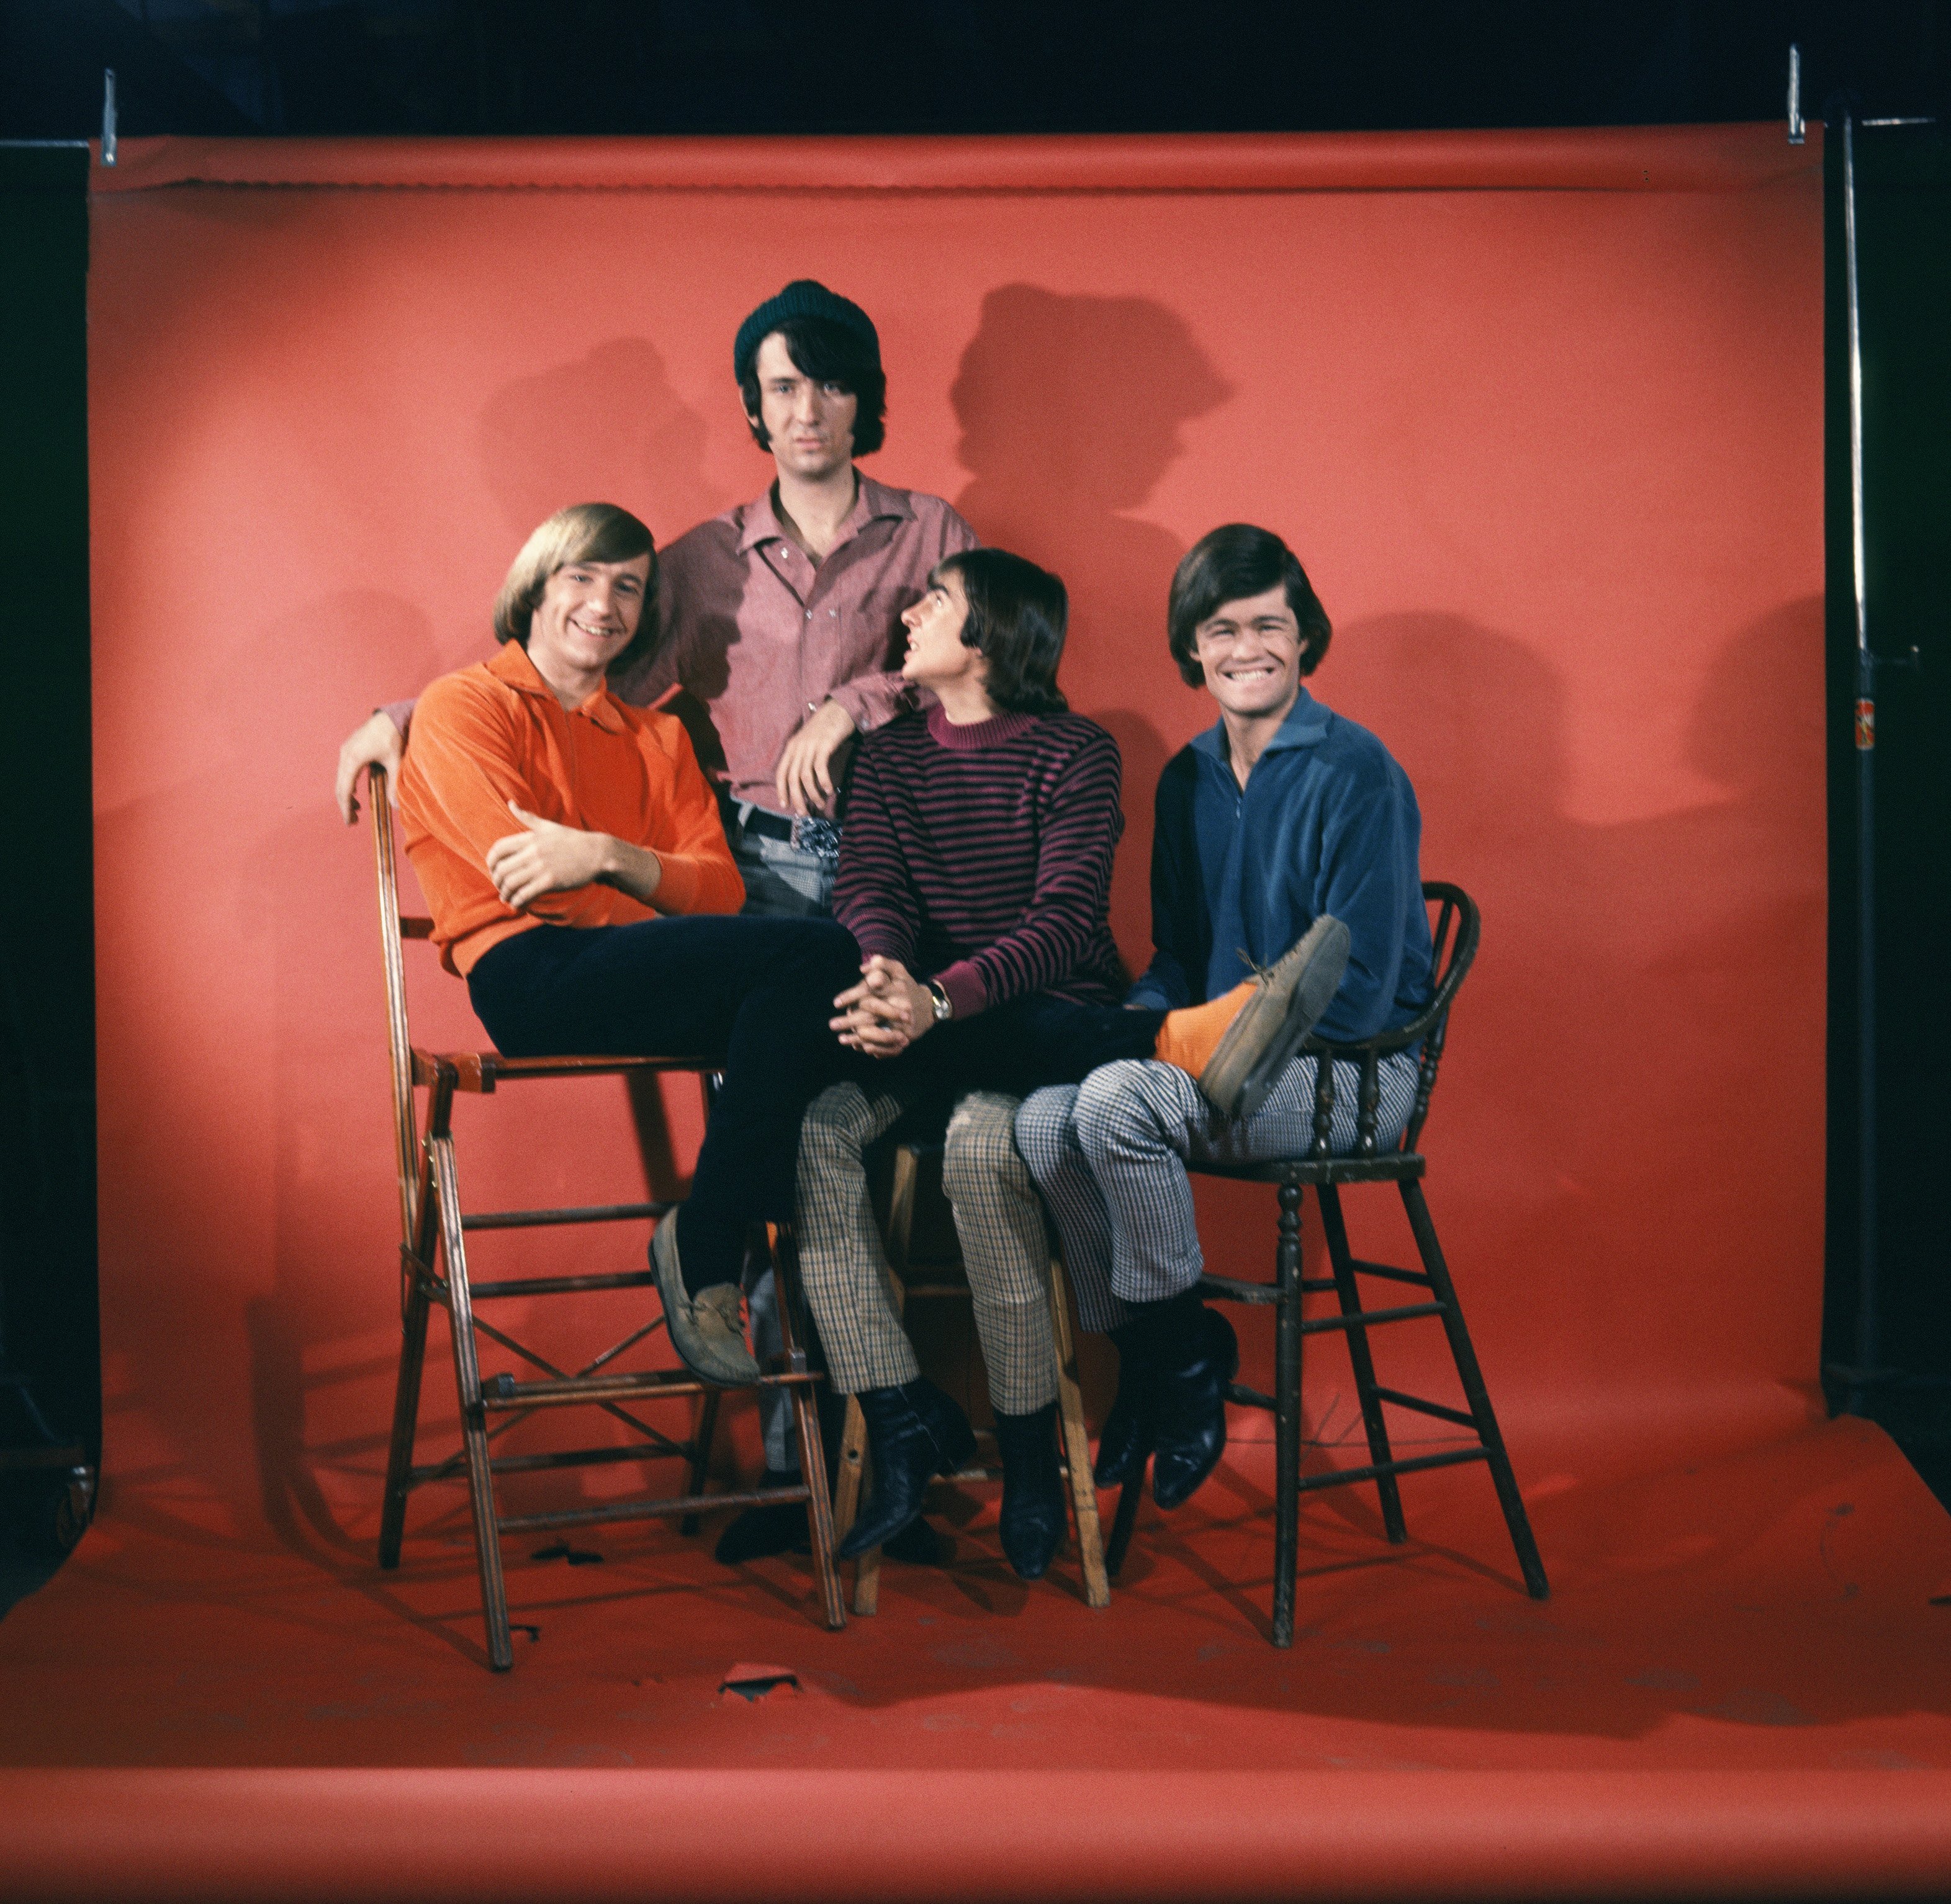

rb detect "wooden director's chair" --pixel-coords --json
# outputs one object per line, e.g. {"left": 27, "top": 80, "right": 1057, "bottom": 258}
{"left": 831, "top": 1138, "right": 1112, "bottom": 1614}
{"left": 1106, "top": 881, "right": 1549, "bottom": 1646}
{"left": 366, "top": 766, "right": 845, "bottom": 1668}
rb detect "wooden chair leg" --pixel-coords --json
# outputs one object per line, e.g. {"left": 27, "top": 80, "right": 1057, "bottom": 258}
{"left": 1315, "top": 1183, "right": 1408, "bottom": 1543}
{"left": 1271, "top": 1179, "right": 1304, "bottom": 1649}
{"left": 1106, "top": 1476, "right": 1143, "bottom": 1578}
{"left": 678, "top": 1388, "right": 720, "bottom": 1537}
{"left": 430, "top": 1131, "right": 515, "bottom": 1673}
{"left": 380, "top": 1112, "right": 446, "bottom": 1569}
{"left": 849, "top": 1426, "right": 883, "bottom": 1615}
{"left": 1047, "top": 1257, "right": 1109, "bottom": 1608}
{"left": 831, "top": 1396, "right": 868, "bottom": 1543}
{"left": 842, "top": 1242, "right": 912, "bottom": 1617}
{"left": 770, "top": 1224, "right": 845, "bottom": 1630}
{"left": 378, "top": 1261, "right": 430, "bottom": 1571}
{"left": 1399, "top": 1179, "right": 1550, "bottom": 1600}
{"left": 379, "top": 1188, "right": 439, "bottom": 1570}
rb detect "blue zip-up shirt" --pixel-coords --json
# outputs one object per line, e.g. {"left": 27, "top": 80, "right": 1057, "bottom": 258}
{"left": 1129, "top": 687, "right": 1432, "bottom": 1042}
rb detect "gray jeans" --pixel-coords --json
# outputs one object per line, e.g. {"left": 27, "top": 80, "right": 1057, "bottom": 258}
{"left": 728, "top": 812, "right": 841, "bottom": 1470}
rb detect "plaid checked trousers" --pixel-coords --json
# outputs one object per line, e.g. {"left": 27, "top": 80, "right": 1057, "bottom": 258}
{"left": 796, "top": 1082, "right": 1062, "bottom": 1416}
{"left": 1015, "top": 1050, "right": 1423, "bottom": 1333}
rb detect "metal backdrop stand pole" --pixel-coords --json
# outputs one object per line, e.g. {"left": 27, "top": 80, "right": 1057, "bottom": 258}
{"left": 1833, "top": 105, "right": 1925, "bottom": 1414}
{"left": 1841, "top": 105, "right": 1878, "bottom": 1416}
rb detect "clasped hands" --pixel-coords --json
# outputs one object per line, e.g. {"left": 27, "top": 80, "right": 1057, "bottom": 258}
{"left": 832, "top": 954, "right": 937, "bottom": 1058}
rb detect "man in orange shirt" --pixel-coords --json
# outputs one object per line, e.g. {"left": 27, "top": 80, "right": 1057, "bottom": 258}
{"left": 397, "top": 503, "right": 863, "bottom": 1386}
{"left": 342, "top": 282, "right": 975, "bottom": 1563}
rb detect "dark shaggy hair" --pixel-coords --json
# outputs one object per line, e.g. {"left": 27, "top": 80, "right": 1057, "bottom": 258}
{"left": 492, "top": 503, "right": 659, "bottom": 680}
{"left": 738, "top": 315, "right": 888, "bottom": 459}
{"left": 940, "top": 549, "right": 1069, "bottom": 716}
{"left": 1166, "top": 524, "right": 1331, "bottom": 688}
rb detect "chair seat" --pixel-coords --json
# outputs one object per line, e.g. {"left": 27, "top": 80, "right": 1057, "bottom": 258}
{"left": 410, "top": 1048, "right": 718, "bottom": 1093}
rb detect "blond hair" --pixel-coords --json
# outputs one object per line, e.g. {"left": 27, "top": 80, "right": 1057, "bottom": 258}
{"left": 492, "top": 503, "right": 658, "bottom": 676}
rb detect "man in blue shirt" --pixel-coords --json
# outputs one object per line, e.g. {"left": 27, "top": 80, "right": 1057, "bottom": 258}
{"left": 1016, "top": 523, "right": 1433, "bottom": 1513}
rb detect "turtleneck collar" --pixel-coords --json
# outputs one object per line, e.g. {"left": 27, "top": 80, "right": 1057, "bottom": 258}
{"left": 926, "top": 703, "right": 1041, "bottom": 751}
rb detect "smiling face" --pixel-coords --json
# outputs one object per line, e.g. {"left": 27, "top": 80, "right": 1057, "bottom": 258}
{"left": 899, "top": 568, "right": 983, "bottom": 692}
{"left": 1193, "top": 583, "right": 1304, "bottom": 724}
{"left": 751, "top": 331, "right": 859, "bottom": 482}
{"left": 524, "top": 553, "right": 651, "bottom": 697}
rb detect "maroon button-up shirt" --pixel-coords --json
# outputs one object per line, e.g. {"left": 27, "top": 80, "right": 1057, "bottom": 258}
{"left": 626, "top": 475, "right": 978, "bottom": 809}
{"left": 387, "top": 474, "right": 976, "bottom": 814}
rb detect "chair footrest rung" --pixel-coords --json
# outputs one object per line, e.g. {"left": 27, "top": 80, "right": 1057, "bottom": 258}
{"left": 462, "top": 1201, "right": 668, "bottom": 1233}
{"left": 408, "top": 1439, "right": 696, "bottom": 1487}
{"left": 1227, "top": 1380, "right": 1276, "bottom": 1411}
{"left": 498, "top": 1482, "right": 809, "bottom": 1535}
{"left": 1299, "top": 1301, "right": 1446, "bottom": 1334}
{"left": 1197, "top": 1273, "right": 1282, "bottom": 1306}
{"left": 1295, "top": 1445, "right": 1488, "bottom": 1493}
{"left": 467, "top": 1270, "right": 657, "bottom": 1300}
{"left": 481, "top": 1367, "right": 815, "bottom": 1408}
{"left": 1371, "top": 1386, "right": 1477, "bottom": 1429}
{"left": 1351, "top": 1260, "right": 1432, "bottom": 1287}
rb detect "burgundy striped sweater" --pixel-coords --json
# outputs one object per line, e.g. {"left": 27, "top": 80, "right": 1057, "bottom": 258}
{"left": 834, "top": 704, "right": 1129, "bottom": 1020}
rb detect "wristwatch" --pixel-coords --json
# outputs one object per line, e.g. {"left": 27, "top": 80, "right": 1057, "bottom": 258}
{"left": 926, "top": 981, "right": 953, "bottom": 1025}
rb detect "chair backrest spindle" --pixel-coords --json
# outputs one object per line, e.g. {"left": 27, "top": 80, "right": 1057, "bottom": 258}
{"left": 1309, "top": 1055, "right": 1336, "bottom": 1159}
{"left": 1292, "top": 882, "right": 1479, "bottom": 1161}
{"left": 369, "top": 766, "right": 424, "bottom": 1242}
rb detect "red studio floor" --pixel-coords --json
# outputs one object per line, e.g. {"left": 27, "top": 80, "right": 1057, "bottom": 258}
{"left": 4, "top": 1403, "right": 1950, "bottom": 1900}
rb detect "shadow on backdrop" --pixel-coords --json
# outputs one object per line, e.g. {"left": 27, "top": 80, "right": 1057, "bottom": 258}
{"left": 950, "top": 284, "right": 1232, "bottom": 956}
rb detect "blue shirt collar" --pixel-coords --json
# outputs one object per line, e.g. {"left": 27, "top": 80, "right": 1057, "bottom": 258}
{"left": 1189, "top": 686, "right": 1330, "bottom": 766}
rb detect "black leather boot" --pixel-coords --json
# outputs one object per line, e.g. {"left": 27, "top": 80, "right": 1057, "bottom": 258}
{"left": 838, "top": 1378, "right": 976, "bottom": 1560}
{"left": 991, "top": 1403, "right": 1066, "bottom": 1581}
{"left": 1093, "top": 1332, "right": 1156, "bottom": 1488}
{"left": 1150, "top": 1307, "right": 1239, "bottom": 1511}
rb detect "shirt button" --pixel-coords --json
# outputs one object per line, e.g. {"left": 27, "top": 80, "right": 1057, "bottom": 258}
{"left": 804, "top": 611, "right": 813, "bottom": 621}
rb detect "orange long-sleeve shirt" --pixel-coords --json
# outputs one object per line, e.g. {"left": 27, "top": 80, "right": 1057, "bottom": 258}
{"left": 397, "top": 640, "right": 744, "bottom": 976}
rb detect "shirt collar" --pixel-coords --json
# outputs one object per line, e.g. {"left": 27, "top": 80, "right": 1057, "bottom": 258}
{"left": 486, "top": 638, "right": 629, "bottom": 733}
{"left": 1190, "top": 686, "right": 1330, "bottom": 765}
{"left": 737, "top": 470, "right": 914, "bottom": 555}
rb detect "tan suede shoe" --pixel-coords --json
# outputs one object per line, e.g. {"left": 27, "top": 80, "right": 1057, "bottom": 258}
{"left": 1198, "top": 914, "right": 1351, "bottom": 1121}
{"left": 651, "top": 1213, "right": 761, "bottom": 1386}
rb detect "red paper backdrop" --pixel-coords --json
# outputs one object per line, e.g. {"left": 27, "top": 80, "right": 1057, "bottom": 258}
{"left": 83, "top": 130, "right": 1825, "bottom": 1546}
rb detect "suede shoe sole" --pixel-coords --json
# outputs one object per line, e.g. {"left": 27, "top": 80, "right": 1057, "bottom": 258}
{"left": 651, "top": 1214, "right": 760, "bottom": 1387}
{"left": 1198, "top": 915, "right": 1351, "bottom": 1121}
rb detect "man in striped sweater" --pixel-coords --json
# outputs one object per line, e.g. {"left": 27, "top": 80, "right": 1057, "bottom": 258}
{"left": 795, "top": 549, "right": 1348, "bottom": 1583}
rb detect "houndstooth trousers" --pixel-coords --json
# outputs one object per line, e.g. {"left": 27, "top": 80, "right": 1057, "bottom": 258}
{"left": 1014, "top": 1050, "right": 1423, "bottom": 1334}
{"left": 796, "top": 1082, "right": 1061, "bottom": 1416}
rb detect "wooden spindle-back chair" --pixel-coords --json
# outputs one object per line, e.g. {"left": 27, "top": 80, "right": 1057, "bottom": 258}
{"left": 1108, "top": 881, "right": 1549, "bottom": 1646}
{"left": 367, "top": 766, "right": 844, "bottom": 1668}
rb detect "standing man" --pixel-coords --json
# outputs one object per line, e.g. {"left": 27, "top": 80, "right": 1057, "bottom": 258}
{"left": 1014, "top": 524, "right": 1435, "bottom": 1517}
{"left": 334, "top": 280, "right": 976, "bottom": 1560}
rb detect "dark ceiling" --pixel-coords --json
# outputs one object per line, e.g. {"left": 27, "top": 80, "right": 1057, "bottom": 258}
{"left": 2, "top": 0, "right": 1946, "bottom": 142}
